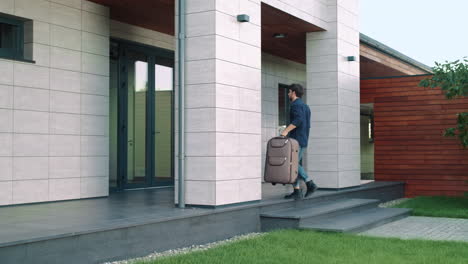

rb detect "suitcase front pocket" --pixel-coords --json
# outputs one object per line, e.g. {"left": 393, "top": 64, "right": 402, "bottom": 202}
{"left": 270, "top": 138, "right": 289, "bottom": 148}
{"left": 268, "top": 156, "right": 287, "bottom": 166}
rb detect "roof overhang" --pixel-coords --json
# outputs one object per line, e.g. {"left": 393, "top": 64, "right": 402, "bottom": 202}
{"left": 360, "top": 33, "right": 433, "bottom": 78}
{"left": 88, "top": 0, "right": 433, "bottom": 79}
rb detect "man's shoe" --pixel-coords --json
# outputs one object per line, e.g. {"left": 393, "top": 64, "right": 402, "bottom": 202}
{"left": 305, "top": 181, "right": 318, "bottom": 198}
{"left": 284, "top": 191, "right": 294, "bottom": 199}
{"left": 284, "top": 189, "right": 303, "bottom": 200}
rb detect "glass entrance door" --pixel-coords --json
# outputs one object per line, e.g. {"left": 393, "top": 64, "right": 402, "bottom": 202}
{"left": 154, "top": 60, "right": 174, "bottom": 186}
{"left": 109, "top": 40, "right": 174, "bottom": 190}
{"left": 126, "top": 50, "right": 149, "bottom": 186}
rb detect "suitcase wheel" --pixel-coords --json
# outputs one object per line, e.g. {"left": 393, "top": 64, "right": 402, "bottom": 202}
{"left": 282, "top": 184, "right": 285, "bottom": 186}
{"left": 272, "top": 183, "right": 276, "bottom": 186}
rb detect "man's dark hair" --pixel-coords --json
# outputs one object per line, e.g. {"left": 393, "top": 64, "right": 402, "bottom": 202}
{"left": 289, "top": 83, "right": 304, "bottom": 98}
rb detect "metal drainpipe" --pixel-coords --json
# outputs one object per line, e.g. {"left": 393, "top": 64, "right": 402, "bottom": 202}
{"left": 177, "top": 0, "right": 186, "bottom": 209}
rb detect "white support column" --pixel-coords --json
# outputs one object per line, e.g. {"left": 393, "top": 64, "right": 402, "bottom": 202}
{"left": 175, "top": 0, "right": 262, "bottom": 206}
{"left": 306, "top": 0, "right": 361, "bottom": 188}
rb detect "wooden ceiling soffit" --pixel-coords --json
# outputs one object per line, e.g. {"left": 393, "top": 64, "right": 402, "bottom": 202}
{"left": 261, "top": 3, "right": 324, "bottom": 64}
{"left": 360, "top": 44, "right": 428, "bottom": 77}
{"left": 88, "top": 0, "right": 175, "bottom": 35}
{"left": 360, "top": 56, "right": 406, "bottom": 79}
{"left": 89, "top": 1, "right": 326, "bottom": 64}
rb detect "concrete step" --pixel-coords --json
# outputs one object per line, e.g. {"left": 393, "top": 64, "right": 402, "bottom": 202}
{"left": 299, "top": 207, "right": 412, "bottom": 233}
{"left": 261, "top": 198, "right": 380, "bottom": 219}
{"left": 260, "top": 198, "right": 380, "bottom": 231}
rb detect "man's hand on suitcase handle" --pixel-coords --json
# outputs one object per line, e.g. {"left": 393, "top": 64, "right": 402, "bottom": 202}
{"left": 281, "top": 124, "right": 297, "bottom": 137}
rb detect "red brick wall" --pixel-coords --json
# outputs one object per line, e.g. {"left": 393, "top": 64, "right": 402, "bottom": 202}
{"left": 361, "top": 76, "right": 468, "bottom": 197}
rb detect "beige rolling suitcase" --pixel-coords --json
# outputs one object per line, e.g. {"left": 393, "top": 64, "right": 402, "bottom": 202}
{"left": 264, "top": 136, "right": 299, "bottom": 185}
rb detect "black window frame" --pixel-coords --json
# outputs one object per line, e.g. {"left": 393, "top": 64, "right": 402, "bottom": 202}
{"left": 278, "top": 83, "right": 291, "bottom": 127}
{"left": 0, "top": 15, "right": 25, "bottom": 61}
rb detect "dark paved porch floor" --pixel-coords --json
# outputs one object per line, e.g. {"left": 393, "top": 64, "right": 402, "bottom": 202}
{"left": 0, "top": 182, "right": 380, "bottom": 247}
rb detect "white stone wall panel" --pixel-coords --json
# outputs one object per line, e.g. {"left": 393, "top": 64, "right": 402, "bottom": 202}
{"left": 13, "top": 134, "right": 49, "bottom": 156}
{"left": 50, "top": 24, "right": 81, "bottom": 51}
{"left": 0, "top": 157, "right": 13, "bottom": 181}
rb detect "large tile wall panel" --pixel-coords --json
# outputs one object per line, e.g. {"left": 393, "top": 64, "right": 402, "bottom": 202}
{"left": 50, "top": 0, "right": 81, "bottom": 10}
{"left": 13, "top": 157, "right": 49, "bottom": 180}
{"left": 13, "top": 134, "right": 49, "bottom": 156}
{"left": 0, "top": 134, "right": 13, "bottom": 156}
{"left": 80, "top": 176, "right": 108, "bottom": 198}
{"left": 0, "top": 0, "right": 14, "bottom": 14}
{"left": 14, "top": 63, "right": 49, "bottom": 89}
{"left": 15, "top": 0, "right": 50, "bottom": 23}
{"left": 0, "top": 109, "right": 13, "bottom": 133}
{"left": 306, "top": 1, "right": 360, "bottom": 188}
{"left": 0, "top": 157, "right": 13, "bottom": 181}
{"left": 177, "top": 0, "right": 262, "bottom": 206}
{"left": 50, "top": 2, "right": 82, "bottom": 30}
{"left": 49, "top": 178, "right": 81, "bottom": 200}
{"left": 82, "top": 11, "right": 109, "bottom": 36}
{"left": 50, "top": 69, "right": 81, "bottom": 93}
{"left": 50, "top": 25, "right": 82, "bottom": 51}
{"left": 12, "top": 179, "right": 49, "bottom": 204}
{"left": 0, "top": 1, "right": 110, "bottom": 205}
{"left": 0, "top": 181, "right": 12, "bottom": 205}
{"left": 49, "top": 157, "right": 80, "bottom": 179}
{"left": 0, "top": 60, "right": 14, "bottom": 85}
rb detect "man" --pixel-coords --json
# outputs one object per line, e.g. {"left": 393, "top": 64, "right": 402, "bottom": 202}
{"left": 281, "top": 84, "right": 318, "bottom": 199}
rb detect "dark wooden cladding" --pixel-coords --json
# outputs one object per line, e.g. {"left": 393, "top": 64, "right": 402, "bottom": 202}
{"left": 361, "top": 76, "right": 468, "bottom": 197}
{"left": 89, "top": 0, "right": 175, "bottom": 35}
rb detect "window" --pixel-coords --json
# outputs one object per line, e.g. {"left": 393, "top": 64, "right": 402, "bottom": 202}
{"left": 278, "top": 84, "right": 290, "bottom": 129}
{"left": 368, "top": 114, "right": 374, "bottom": 143}
{"left": 0, "top": 16, "right": 24, "bottom": 60}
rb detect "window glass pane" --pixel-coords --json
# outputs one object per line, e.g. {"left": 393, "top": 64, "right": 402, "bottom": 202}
{"left": 0, "top": 23, "right": 17, "bottom": 49}
{"left": 127, "top": 51, "right": 148, "bottom": 185}
{"left": 278, "top": 84, "right": 290, "bottom": 127}
{"left": 109, "top": 56, "right": 118, "bottom": 188}
{"left": 155, "top": 65, "right": 173, "bottom": 91}
{"left": 154, "top": 64, "right": 174, "bottom": 183}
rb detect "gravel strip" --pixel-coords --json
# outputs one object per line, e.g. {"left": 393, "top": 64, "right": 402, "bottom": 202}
{"left": 379, "top": 198, "right": 410, "bottom": 208}
{"left": 103, "top": 232, "right": 265, "bottom": 264}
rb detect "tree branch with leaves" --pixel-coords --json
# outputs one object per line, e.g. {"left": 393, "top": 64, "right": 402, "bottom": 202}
{"left": 419, "top": 58, "right": 468, "bottom": 148}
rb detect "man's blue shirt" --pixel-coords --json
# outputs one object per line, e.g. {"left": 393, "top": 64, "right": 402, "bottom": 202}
{"left": 289, "top": 98, "right": 311, "bottom": 147}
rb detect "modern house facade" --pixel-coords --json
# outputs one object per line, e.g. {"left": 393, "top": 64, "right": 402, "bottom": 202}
{"left": 1, "top": 0, "right": 449, "bottom": 208}
{"left": 0, "top": 0, "right": 359, "bottom": 207}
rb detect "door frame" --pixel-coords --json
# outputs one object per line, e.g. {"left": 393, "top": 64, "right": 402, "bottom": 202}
{"left": 111, "top": 38, "right": 174, "bottom": 191}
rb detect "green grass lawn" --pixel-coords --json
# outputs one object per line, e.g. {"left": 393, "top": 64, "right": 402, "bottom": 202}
{"left": 137, "top": 230, "right": 468, "bottom": 264}
{"left": 391, "top": 196, "right": 468, "bottom": 219}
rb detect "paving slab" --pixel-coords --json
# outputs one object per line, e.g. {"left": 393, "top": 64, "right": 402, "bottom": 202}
{"left": 360, "top": 216, "right": 468, "bottom": 242}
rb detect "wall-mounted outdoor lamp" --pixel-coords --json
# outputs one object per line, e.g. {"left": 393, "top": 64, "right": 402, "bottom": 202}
{"left": 237, "top": 14, "right": 250, "bottom": 22}
{"left": 347, "top": 56, "right": 356, "bottom": 61}
{"left": 273, "top": 33, "right": 287, "bottom": 39}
